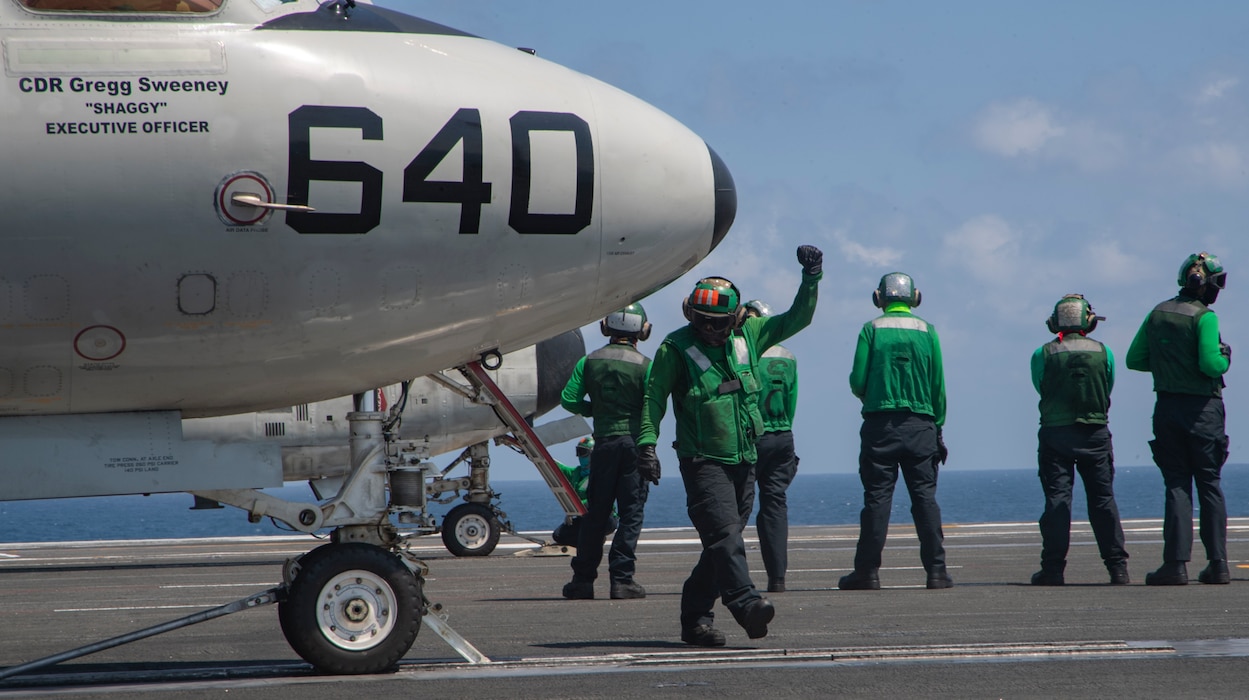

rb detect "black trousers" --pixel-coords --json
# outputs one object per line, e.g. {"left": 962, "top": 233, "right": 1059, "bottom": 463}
{"left": 1036, "top": 424, "right": 1128, "bottom": 571}
{"left": 571, "top": 435, "right": 649, "bottom": 584}
{"left": 678, "top": 456, "right": 760, "bottom": 630}
{"left": 1150, "top": 394, "right": 1229, "bottom": 563}
{"left": 854, "top": 412, "right": 946, "bottom": 573}
{"left": 754, "top": 430, "right": 798, "bottom": 581}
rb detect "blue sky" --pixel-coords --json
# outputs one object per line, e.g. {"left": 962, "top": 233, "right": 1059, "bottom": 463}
{"left": 395, "top": 2, "right": 1247, "bottom": 480}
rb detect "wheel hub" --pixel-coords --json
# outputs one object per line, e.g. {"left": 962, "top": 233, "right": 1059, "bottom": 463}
{"left": 316, "top": 571, "right": 396, "bottom": 651}
{"left": 455, "top": 514, "right": 491, "bottom": 549}
{"left": 344, "top": 598, "right": 370, "bottom": 623}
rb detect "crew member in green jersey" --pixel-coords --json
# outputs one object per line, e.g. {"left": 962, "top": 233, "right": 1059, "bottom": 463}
{"left": 637, "top": 245, "right": 822, "bottom": 647}
{"left": 841, "top": 272, "right": 952, "bottom": 591}
{"left": 560, "top": 304, "right": 653, "bottom": 600}
{"left": 1029, "top": 294, "right": 1129, "bottom": 586}
{"left": 743, "top": 299, "right": 800, "bottom": 594}
{"left": 552, "top": 437, "right": 618, "bottom": 547}
{"left": 1127, "top": 252, "right": 1231, "bottom": 586}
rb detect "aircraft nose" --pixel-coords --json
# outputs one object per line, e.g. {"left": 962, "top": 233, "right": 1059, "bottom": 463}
{"left": 707, "top": 145, "right": 736, "bottom": 255}
{"left": 534, "top": 328, "right": 585, "bottom": 416}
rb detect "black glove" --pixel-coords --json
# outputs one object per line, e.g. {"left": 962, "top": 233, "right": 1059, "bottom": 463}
{"left": 1221, "top": 342, "right": 1232, "bottom": 362}
{"left": 797, "top": 245, "right": 823, "bottom": 276}
{"left": 936, "top": 430, "right": 948, "bottom": 465}
{"left": 637, "top": 445, "right": 661, "bottom": 485}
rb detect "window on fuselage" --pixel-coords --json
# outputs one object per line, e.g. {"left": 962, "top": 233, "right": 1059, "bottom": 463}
{"left": 18, "top": 0, "right": 222, "bottom": 13}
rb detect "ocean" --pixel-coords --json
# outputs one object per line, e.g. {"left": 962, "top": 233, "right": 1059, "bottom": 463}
{"left": 4, "top": 465, "right": 1249, "bottom": 544}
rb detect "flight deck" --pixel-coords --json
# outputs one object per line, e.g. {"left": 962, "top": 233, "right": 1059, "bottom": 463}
{"left": 2, "top": 519, "right": 1248, "bottom": 698}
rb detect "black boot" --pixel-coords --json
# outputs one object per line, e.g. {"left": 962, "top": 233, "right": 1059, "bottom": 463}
{"left": 838, "top": 569, "right": 880, "bottom": 590}
{"left": 1145, "top": 562, "right": 1188, "bottom": 586}
{"left": 1030, "top": 569, "right": 1065, "bottom": 586}
{"left": 1198, "top": 560, "right": 1230, "bottom": 585}
{"left": 733, "top": 597, "right": 775, "bottom": 639}
{"left": 681, "top": 624, "right": 726, "bottom": 647}
{"left": 1107, "top": 561, "right": 1130, "bottom": 585}
{"left": 927, "top": 565, "right": 954, "bottom": 590}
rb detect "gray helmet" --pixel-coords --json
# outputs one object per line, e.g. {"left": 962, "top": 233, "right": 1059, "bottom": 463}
{"left": 743, "top": 299, "right": 773, "bottom": 318}
{"left": 873, "top": 272, "right": 921, "bottom": 308}
{"left": 1046, "top": 293, "right": 1104, "bottom": 334}
{"left": 600, "top": 302, "right": 651, "bottom": 341}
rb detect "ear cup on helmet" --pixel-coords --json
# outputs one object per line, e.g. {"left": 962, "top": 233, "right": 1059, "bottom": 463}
{"left": 1046, "top": 315, "right": 1059, "bottom": 334}
{"left": 600, "top": 319, "right": 612, "bottom": 337}
{"left": 734, "top": 307, "right": 747, "bottom": 329}
{"left": 912, "top": 289, "right": 922, "bottom": 308}
{"left": 872, "top": 289, "right": 883, "bottom": 308}
{"left": 1086, "top": 315, "right": 1099, "bottom": 333}
{"left": 681, "top": 297, "right": 694, "bottom": 323}
{"left": 639, "top": 322, "right": 652, "bottom": 341}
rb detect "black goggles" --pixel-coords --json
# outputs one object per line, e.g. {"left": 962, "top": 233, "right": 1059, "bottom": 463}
{"left": 693, "top": 313, "right": 736, "bottom": 333}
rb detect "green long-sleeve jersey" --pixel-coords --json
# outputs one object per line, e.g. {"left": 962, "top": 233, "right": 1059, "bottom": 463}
{"left": 848, "top": 302, "right": 946, "bottom": 427}
{"left": 758, "top": 345, "right": 798, "bottom": 433}
{"left": 560, "top": 341, "right": 651, "bottom": 438}
{"left": 1031, "top": 334, "right": 1114, "bottom": 426}
{"left": 1125, "top": 294, "right": 1229, "bottom": 397}
{"left": 638, "top": 270, "right": 820, "bottom": 464}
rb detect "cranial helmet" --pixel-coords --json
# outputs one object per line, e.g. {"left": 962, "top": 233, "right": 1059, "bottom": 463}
{"left": 1046, "top": 293, "right": 1104, "bottom": 334}
{"left": 575, "top": 436, "right": 594, "bottom": 468}
{"left": 872, "top": 272, "right": 921, "bottom": 308}
{"left": 600, "top": 302, "right": 651, "bottom": 341}
{"left": 682, "top": 277, "right": 745, "bottom": 346}
{"left": 1179, "top": 252, "right": 1227, "bottom": 290}
{"left": 743, "top": 299, "right": 773, "bottom": 318}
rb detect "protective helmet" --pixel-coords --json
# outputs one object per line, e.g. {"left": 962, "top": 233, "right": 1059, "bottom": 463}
{"left": 575, "top": 437, "right": 594, "bottom": 468}
{"left": 872, "top": 272, "right": 921, "bottom": 308}
{"left": 682, "top": 277, "right": 745, "bottom": 346}
{"left": 1046, "top": 293, "right": 1104, "bottom": 334}
{"left": 1178, "top": 252, "right": 1227, "bottom": 290}
{"left": 600, "top": 302, "right": 652, "bottom": 341}
{"left": 743, "top": 299, "right": 773, "bottom": 318}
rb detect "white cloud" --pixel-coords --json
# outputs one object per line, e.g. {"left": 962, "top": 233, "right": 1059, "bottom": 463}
{"left": 832, "top": 229, "right": 903, "bottom": 267}
{"left": 1178, "top": 140, "right": 1247, "bottom": 188}
{"left": 940, "top": 214, "right": 1023, "bottom": 281}
{"left": 973, "top": 99, "right": 1065, "bottom": 157}
{"left": 973, "top": 98, "right": 1123, "bottom": 171}
{"left": 1046, "top": 121, "right": 1126, "bottom": 172}
{"left": 1080, "top": 240, "right": 1149, "bottom": 285}
{"left": 1197, "top": 76, "right": 1238, "bottom": 104}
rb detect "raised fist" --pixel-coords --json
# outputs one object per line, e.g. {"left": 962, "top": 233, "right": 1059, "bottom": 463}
{"left": 797, "top": 245, "right": 823, "bottom": 276}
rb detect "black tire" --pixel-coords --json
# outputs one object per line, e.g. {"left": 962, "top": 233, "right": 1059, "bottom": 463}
{"left": 278, "top": 543, "right": 423, "bottom": 674}
{"left": 441, "top": 503, "right": 501, "bottom": 557}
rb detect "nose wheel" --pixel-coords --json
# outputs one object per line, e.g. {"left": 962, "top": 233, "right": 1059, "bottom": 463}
{"left": 278, "top": 543, "right": 423, "bottom": 674}
{"left": 441, "top": 502, "right": 501, "bottom": 556}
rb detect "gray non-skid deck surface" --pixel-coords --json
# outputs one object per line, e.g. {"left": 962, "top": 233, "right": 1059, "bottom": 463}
{"left": 2, "top": 519, "right": 1248, "bottom": 698}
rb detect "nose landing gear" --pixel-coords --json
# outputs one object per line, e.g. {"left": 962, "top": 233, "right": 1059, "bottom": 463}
{"left": 441, "top": 502, "right": 502, "bottom": 557}
{"left": 278, "top": 542, "right": 423, "bottom": 674}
